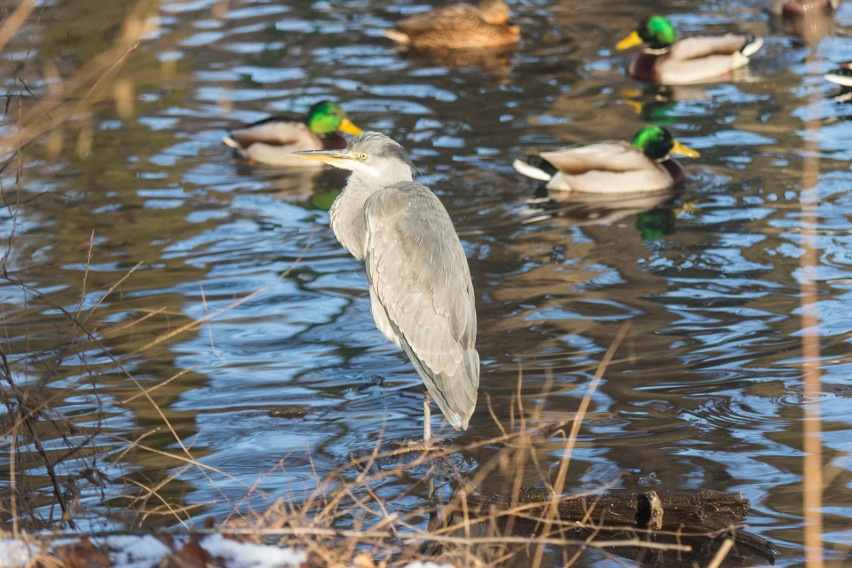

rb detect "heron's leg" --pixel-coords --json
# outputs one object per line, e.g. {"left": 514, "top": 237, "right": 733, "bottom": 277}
{"left": 423, "top": 391, "right": 436, "bottom": 501}
{"left": 423, "top": 390, "right": 432, "bottom": 444}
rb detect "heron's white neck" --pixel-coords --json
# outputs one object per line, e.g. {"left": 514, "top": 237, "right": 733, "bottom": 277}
{"left": 348, "top": 159, "right": 415, "bottom": 187}
{"left": 329, "top": 162, "right": 414, "bottom": 260}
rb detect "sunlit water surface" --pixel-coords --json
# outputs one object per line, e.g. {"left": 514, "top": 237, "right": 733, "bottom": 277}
{"left": 1, "top": 0, "right": 851, "bottom": 566}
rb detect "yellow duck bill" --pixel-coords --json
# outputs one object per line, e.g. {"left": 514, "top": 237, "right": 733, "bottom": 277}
{"left": 671, "top": 140, "right": 700, "bottom": 158}
{"left": 338, "top": 117, "right": 363, "bottom": 135}
{"left": 616, "top": 30, "right": 643, "bottom": 50}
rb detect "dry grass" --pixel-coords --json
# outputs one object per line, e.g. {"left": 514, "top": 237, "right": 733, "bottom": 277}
{"left": 799, "top": 45, "right": 825, "bottom": 568}
{"left": 3, "top": 254, "right": 741, "bottom": 566}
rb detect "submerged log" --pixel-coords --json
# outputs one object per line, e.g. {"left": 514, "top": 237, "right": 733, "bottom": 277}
{"left": 462, "top": 487, "right": 776, "bottom": 564}
{"left": 468, "top": 487, "right": 750, "bottom": 532}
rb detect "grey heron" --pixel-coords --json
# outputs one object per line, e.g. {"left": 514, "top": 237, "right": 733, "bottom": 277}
{"left": 291, "top": 132, "right": 479, "bottom": 440}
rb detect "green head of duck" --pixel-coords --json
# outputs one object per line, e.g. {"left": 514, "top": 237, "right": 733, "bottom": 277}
{"left": 306, "top": 101, "right": 363, "bottom": 136}
{"left": 617, "top": 15, "right": 677, "bottom": 51}
{"left": 631, "top": 125, "right": 699, "bottom": 160}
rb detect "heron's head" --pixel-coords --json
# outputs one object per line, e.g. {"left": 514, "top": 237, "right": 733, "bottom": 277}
{"left": 290, "top": 131, "right": 417, "bottom": 183}
{"left": 631, "top": 126, "right": 699, "bottom": 161}
{"left": 306, "top": 101, "right": 363, "bottom": 136}
{"left": 617, "top": 15, "right": 677, "bottom": 51}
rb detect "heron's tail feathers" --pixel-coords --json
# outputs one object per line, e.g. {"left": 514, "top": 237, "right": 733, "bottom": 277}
{"left": 416, "top": 347, "right": 479, "bottom": 432}
{"left": 440, "top": 348, "right": 480, "bottom": 431}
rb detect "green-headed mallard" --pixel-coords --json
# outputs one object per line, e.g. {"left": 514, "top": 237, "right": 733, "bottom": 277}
{"left": 616, "top": 16, "right": 764, "bottom": 85}
{"left": 223, "top": 101, "right": 363, "bottom": 167}
{"left": 382, "top": 0, "right": 520, "bottom": 50}
{"left": 512, "top": 125, "right": 699, "bottom": 194}
{"left": 826, "top": 61, "right": 852, "bottom": 87}
{"left": 765, "top": 0, "right": 840, "bottom": 16}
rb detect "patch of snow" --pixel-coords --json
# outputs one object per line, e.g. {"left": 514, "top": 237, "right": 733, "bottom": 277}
{"left": 102, "top": 535, "right": 172, "bottom": 568}
{"left": 1, "top": 534, "right": 311, "bottom": 568}
{"left": 0, "top": 539, "right": 34, "bottom": 567}
{"left": 200, "top": 534, "right": 307, "bottom": 567}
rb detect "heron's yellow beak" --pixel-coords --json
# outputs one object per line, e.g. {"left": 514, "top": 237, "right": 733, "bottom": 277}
{"left": 290, "top": 148, "right": 358, "bottom": 169}
{"left": 616, "top": 30, "right": 643, "bottom": 50}
{"left": 338, "top": 117, "right": 363, "bottom": 136}
{"left": 671, "top": 140, "right": 700, "bottom": 158}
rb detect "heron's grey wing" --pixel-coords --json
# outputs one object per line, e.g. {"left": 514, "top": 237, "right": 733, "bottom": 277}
{"left": 363, "top": 182, "right": 479, "bottom": 430}
{"left": 540, "top": 142, "right": 653, "bottom": 174}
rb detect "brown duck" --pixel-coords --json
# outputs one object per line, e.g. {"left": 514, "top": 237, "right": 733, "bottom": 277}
{"left": 383, "top": 0, "right": 520, "bottom": 50}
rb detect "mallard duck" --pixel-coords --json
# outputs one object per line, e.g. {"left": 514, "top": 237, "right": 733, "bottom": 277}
{"left": 382, "top": 0, "right": 520, "bottom": 50}
{"left": 223, "top": 101, "right": 363, "bottom": 167}
{"left": 512, "top": 125, "right": 699, "bottom": 194}
{"left": 765, "top": 0, "right": 840, "bottom": 16}
{"left": 616, "top": 15, "right": 764, "bottom": 85}
{"left": 826, "top": 61, "right": 852, "bottom": 87}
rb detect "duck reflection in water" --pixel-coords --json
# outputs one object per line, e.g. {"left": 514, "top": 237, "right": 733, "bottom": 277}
{"left": 765, "top": 0, "right": 838, "bottom": 44}
{"left": 521, "top": 189, "right": 681, "bottom": 240}
{"left": 231, "top": 161, "right": 349, "bottom": 212}
{"left": 620, "top": 84, "right": 710, "bottom": 123}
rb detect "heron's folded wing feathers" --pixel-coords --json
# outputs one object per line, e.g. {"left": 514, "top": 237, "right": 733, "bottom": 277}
{"left": 363, "top": 183, "right": 478, "bottom": 428}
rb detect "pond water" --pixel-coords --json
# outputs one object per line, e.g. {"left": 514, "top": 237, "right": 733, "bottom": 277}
{"left": 1, "top": 0, "right": 851, "bottom": 565}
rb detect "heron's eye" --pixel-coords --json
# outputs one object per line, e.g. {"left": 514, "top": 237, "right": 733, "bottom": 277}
{"left": 358, "top": 153, "right": 368, "bottom": 161}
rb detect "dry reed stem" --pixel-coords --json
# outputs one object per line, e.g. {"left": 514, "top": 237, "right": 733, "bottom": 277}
{"left": 81, "top": 260, "right": 144, "bottom": 326}
{"left": 531, "top": 321, "right": 631, "bottom": 567}
{"left": 206, "top": 372, "right": 725, "bottom": 567}
{"left": 0, "top": 1, "right": 153, "bottom": 168}
{"left": 0, "top": 0, "right": 36, "bottom": 54}
{"left": 705, "top": 537, "right": 735, "bottom": 568}
{"left": 119, "top": 366, "right": 200, "bottom": 405}
{"left": 114, "top": 439, "right": 244, "bottom": 490}
{"left": 800, "top": 49, "right": 824, "bottom": 568}
{"left": 0, "top": 29, "right": 161, "bottom": 518}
